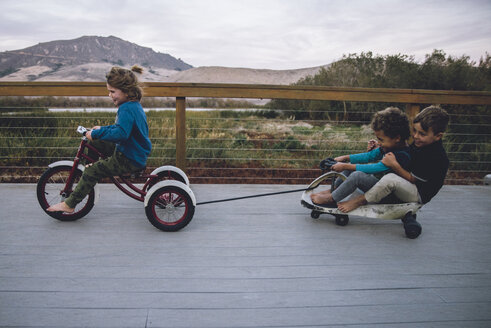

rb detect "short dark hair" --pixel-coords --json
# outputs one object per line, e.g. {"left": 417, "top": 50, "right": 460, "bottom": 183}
{"left": 414, "top": 106, "right": 449, "bottom": 134}
{"left": 371, "top": 107, "right": 410, "bottom": 141}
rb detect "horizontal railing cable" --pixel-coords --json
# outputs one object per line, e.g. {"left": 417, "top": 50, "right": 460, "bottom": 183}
{"left": 2, "top": 105, "right": 490, "bottom": 184}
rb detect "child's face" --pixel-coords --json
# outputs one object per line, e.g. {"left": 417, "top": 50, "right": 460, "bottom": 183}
{"left": 374, "top": 130, "right": 401, "bottom": 151}
{"left": 412, "top": 122, "right": 442, "bottom": 148}
{"left": 107, "top": 84, "right": 128, "bottom": 106}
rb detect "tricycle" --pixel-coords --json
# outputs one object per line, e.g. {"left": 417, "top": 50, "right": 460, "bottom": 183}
{"left": 37, "top": 126, "right": 196, "bottom": 232}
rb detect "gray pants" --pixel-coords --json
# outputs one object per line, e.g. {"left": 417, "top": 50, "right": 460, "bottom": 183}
{"left": 331, "top": 171, "right": 380, "bottom": 203}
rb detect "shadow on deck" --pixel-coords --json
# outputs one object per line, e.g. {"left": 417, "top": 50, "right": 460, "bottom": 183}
{"left": 1, "top": 183, "right": 490, "bottom": 327}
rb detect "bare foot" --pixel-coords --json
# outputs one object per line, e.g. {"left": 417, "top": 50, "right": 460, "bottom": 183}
{"left": 337, "top": 195, "right": 367, "bottom": 213}
{"left": 47, "top": 202, "right": 74, "bottom": 213}
{"left": 310, "top": 190, "right": 336, "bottom": 206}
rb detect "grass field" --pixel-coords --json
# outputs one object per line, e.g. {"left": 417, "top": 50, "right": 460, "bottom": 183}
{"left": 1, "top": 107, "right": 489, "bottom": 184}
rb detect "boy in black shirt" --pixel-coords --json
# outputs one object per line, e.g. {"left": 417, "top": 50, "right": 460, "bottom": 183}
{"left": 338, "top": 106, "right": 449, "bottom": 236}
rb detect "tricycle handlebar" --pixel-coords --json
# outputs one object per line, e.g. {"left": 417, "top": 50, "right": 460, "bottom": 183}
{"left": 77, "top": 126, "right": 89, "bottom": 136}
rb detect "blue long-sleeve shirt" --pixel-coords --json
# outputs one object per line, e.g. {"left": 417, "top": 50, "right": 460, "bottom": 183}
{"left": 90, "top": 101, "right": 152, "bottom": 168}
{"left": 349, "top": 146, "right": 410, "bottom": 175}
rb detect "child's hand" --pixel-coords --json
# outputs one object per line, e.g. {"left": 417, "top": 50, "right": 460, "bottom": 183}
{"left": 367, "top": 139, "right": 379, "bottom": 151}
{"left": 382, "top": 152, "right": 397, "bottom": 168}
{"left": 332, "top": 163, "right": 346, "bottom": 172}
{"left": 86, "top": 130, "right": 93, "bottom": 141}
{"left": 334, "top": 155, "right": 349, "bottom": 162}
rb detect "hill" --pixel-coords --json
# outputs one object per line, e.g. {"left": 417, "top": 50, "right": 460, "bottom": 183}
{"left": 165, "top": 66, "right": 326, "bottom": 84}
{"left": 0, "top": 63, "right": 327, "bottom": 84}
{"left": 0, "top": 36, "right": 326, "bottom": 84}
{"left": 0, "top": 35, "right": 192, "bottom": 81}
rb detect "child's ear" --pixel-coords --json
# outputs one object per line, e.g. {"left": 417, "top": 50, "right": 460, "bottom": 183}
{"left": 434, "top": 132, "right": 444, "bottom": 141}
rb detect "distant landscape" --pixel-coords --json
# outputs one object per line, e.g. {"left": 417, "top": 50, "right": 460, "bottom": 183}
{"left": 0, "top": 36, "right": 489, "bottom": 184}
{"left": 0, "top": 35, "right": 326, "bottom": 84}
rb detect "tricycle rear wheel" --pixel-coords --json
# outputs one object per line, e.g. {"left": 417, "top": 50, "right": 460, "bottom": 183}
{"left": 145, "top": 185, "right": 195, "bottom": 231}
{"left": 146, "top": 170, "right": 188, "bottom": 191}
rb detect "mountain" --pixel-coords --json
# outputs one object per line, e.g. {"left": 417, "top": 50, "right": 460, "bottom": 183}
{"left": 0, "top": 35, "right": 192, "bottom": 81}
{"left": 0, "top": 35, "right": 326, "bottom": 84}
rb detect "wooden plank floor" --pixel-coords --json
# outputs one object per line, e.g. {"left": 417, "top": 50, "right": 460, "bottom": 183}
{"left": 0, "top": 183, "right": 490, "bottom": 327}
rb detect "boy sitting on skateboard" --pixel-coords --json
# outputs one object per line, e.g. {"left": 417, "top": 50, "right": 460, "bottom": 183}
{"left": 310, "top": 107, "right": 411, "bottom": 208}
{"left": 337, "top": 106, "right": 449, "bottom": 232}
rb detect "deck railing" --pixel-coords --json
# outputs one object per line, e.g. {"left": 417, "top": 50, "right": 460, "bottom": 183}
{"left": 1, "top": 82, "right": 490, "bottom": 184}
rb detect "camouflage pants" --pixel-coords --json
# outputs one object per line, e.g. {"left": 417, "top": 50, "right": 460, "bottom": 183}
{"left": 65, "top": 140, "right": 140, "bottom": 208}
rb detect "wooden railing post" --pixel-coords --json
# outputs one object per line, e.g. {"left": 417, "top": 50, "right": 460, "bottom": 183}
{"left": 405, "top": 103, "right": 420, "bottom": 144}
{"left": 175, "top": 97, "right": 186, "bottom": 169}
{"left": 405, "top": 103, "right": 420, "bottom": 122}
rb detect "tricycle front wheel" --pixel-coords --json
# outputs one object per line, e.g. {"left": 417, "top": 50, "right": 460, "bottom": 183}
{"left": 37, "top": 166, "right": 95, "bottom": 221}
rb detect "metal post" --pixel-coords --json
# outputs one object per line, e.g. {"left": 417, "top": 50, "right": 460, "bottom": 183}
{"left": 175, "top": 97, "right": 186, "bottom": 169}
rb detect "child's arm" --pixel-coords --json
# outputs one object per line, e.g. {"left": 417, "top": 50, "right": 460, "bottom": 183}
{"left": 331, "top": 155, "right": 354, "bottom": 172}
{"left": 333, "top": 159, "right": 391, "bottom": 174}
{"left": 382, "top": 152, "right": 416, "bottom": 183}
{"left": 349, "top": 148, "right": 383, "bottom": 164}
{"left": 334, "top": 155, "right": 350, "bottom": 162}
{"left": 332, "top": 162, "right": 356, "bottom": 172}
{"left": 332, "top": 149, "right": 385, "bottom": 173}
{"left": 90, "top": 109, "right": 133, "bottom": 142}
{"left": 85, "top": 126, "right": 101, "bottom": 141}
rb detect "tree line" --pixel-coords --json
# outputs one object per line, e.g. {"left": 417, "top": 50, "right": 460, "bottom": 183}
{"left": 267, "top": 50, "right": 490, "bottom": 120}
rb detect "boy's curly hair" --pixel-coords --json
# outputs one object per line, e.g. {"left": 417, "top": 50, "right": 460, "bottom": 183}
{"left": 106, "top": 65, "right": 144, "bottom": 101}
{"left": 414, "top": 106, "right": 449, "bottom": 134}
{"left": 371, "top": 107, "right": 410, "bottom": 141}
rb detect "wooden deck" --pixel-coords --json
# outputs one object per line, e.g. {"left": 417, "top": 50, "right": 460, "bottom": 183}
{"left": 0, "top": 183, "right": 490, "bottom": 327}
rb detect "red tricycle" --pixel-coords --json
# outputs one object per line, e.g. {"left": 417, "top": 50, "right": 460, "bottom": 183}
{"left": 36, "top": 126, "right": 196, "bottom": 231}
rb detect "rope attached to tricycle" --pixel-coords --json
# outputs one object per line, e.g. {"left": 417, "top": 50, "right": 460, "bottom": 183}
{"left": 196, "top": 187, "right": 313, "bottom": 205}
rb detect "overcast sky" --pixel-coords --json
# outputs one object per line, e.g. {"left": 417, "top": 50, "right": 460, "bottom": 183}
{"left": 1, "top": 0, "right": 490, "bottom": 70}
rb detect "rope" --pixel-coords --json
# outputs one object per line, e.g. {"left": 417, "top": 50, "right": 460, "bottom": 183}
{"left": 196, "top": 187, "right": 311, "bottom": 205}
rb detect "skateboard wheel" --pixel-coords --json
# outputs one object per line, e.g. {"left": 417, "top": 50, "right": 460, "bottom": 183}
{"left": 311, "top": 211, "right": 320, "bottom": 219}
{"left": 403, "top": 213, "right": 422, "bottom": 239}
{"left": 404, "top": 221, "right": 422, "bottom": 239}
{"left": 335, "top": 215, "right": 349, "bottom": 226}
